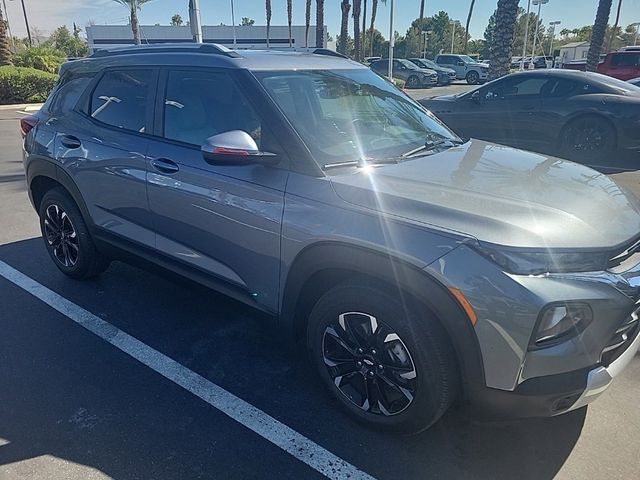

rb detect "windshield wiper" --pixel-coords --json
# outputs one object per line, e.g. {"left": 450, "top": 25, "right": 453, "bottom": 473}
{"left": 322, "top": 158, "right": 399, "bottom": 170}
{"left": 401, "top": 138, "right": 464, "bottom": 158}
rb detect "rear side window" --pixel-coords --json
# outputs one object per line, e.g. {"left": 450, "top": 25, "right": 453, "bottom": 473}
{"left": 611, "top": 54, "right": 640, "bottom": 67}
{"left": 90, "top": 69, "right": 153, "bottom": 133}
{"left": 50, "top": 72, "right": 94, "bottom": 114}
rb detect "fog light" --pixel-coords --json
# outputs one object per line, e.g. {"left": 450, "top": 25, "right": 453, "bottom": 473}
{"left": 533, "top": 303, "right": 593, "bottom": 348}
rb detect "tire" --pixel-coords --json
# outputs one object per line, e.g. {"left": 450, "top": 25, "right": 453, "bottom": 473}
{"left": 406, "top": 75, "right": 420, "bottom": 89}
{"left": 39, "top": 187, "right": 110, "bottom": 279}
{"left": 466, "top": 71, "right": 480, "bottom": 85}
{"left": 307, "top": 279, "right": 458, "bottom": 434}
{"left": 560, "top": 115, "right": 616, "bottom": 164}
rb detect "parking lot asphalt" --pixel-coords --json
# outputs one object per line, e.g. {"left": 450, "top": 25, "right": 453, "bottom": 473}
{"left": 0, "top": 107, "right": 639, "bottom": 480}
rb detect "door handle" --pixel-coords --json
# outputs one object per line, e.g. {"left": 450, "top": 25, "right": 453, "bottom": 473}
{"left": 151, "top": 158, "right": 180, "bottom": 174}
{"left": 60, "top": 135, "right": 81, "bottom": 149}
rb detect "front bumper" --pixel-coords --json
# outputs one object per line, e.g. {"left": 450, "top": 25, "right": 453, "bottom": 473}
{"left": 566, "top": 322, "right": 640, "bottom": 412}
{"left": 470, "top": 325, "right": 639, "bottom": 419}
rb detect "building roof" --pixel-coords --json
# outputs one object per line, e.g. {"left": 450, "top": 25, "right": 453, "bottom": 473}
{"left": 560, "top": 42, "right": 590, "bottom": 49}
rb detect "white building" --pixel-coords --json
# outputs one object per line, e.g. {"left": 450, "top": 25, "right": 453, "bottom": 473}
{"left": 86, "top": 25, "right": 326, "bottom": 53}
{"left": 558, "top": 41, "right": 590, "bottom": 67}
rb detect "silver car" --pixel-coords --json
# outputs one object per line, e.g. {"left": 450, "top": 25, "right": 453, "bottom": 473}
{"left": 371, "top": 58, "right": 438, "bottom": 88}
{"left": 23, "top": 45, "right": 640, "bottom": 434}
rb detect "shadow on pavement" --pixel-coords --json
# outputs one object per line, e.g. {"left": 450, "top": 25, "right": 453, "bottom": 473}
{"left": 0, "top": 237, "right": 586, "bottom": 480}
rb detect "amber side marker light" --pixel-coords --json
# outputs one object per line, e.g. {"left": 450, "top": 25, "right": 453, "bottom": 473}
{"left": 448, "top": 287, "right": 478, "bottom": 326}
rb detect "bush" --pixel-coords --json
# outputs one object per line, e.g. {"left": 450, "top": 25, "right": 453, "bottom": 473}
{"left": 0, "top": 66, "right": 58, "bottom": 104}
{"left": 13, "top": 46, "right": 66, "bottom": 74}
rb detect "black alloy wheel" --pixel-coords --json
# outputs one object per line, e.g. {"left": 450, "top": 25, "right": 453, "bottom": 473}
{"left": 43, "top": 203, "right": 79, "bottom": 268}
{"left": 322, "top": 311, "right": 417, "bottom": 416}
{"left": 406, "top": 75, "right": 420, "bottom": 89}
{"left": 561, "top": 116, "right": 615, "bottom": 162}
{"left": 466, "top": 70, "right": 480, "bottom": 85}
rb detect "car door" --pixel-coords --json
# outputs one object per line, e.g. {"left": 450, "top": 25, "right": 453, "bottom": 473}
{"left": 145, "top": 68, "right": 289, "bottom": 312}
{"left": 55, "top": 68, "right": 158, "bottom": 248}
{"left": 437, "top": 56, "right": 459, "bottom": 78}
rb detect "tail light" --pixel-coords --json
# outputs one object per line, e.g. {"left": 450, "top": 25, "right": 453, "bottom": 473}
{"left": 20, "top": 115, "right": 39, "bottom": 137}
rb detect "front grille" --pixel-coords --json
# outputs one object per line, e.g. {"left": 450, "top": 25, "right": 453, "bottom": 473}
{"left": 601, "top": 303, "right": 640, "bottom": 366}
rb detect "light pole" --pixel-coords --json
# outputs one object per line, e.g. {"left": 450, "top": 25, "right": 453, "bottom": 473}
{"left": 521, "top": 0, "right": 532, "bottom": 71}
{"left": 529, "top": 0, "right": 548, "bottom": 69}
{"left": 422, "top": 30, "right": 432, "bottom": 58}
{"left": 549, "top": 20, "right": 561, "bottom": 66}
{"left": 19, "top": 0, "right": 32, "bottom": 46}
{"left": 388, "top": 0, "right": 395, "bottom": 81}
{"left": 189, "top": 0, "right": 203, "bottom": 43}
{"left": 450, "top": 21, "right": 456, "bottom": 54}
{"left": 230, "top": 0, "right": 237, "bottom": 47}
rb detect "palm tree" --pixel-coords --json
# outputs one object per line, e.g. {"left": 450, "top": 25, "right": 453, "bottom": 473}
{"left": 418, "top": 0, "right": 425, "bottom": 57}
{"left": 586, "top": 0, "right": 612, "bottom": 72}
{"left": 606, "top": 0, "right": 622, "bottom": 52}
{"left": 286, "top": 0, "right": 293, "bottom": 47}
{"left": 361, "top": 0, "right": 367, "bottom": 61}
{"left": 315, "top": 0, "right": 325, "bottom": 48}
{"left": 266, "top": 0, "right": 272, "bottom": 48}
{"left": 305, "top": 0, "right": 311, "bottom": 48}
{"left": 339, "top": 0, "right": 351, "bottom": 55}
{"left": 112, "top": 0, "right": 155, "bottom": 45}
{"left": 488, "top": 0, "right": 519, "bottom": 80}
{"left": 369, "top": 0, "right": 386, "bottom": 57}
{"left": 353, "top": 0, "right": 362, "bottom": 61}
{"left": 0, "top": 5, "right": 11, "bottom": 66}
{"left": 463, "top": 0, "right": 476, "bottom": 54}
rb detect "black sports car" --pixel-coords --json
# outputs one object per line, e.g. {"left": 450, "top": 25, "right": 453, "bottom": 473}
{"left": 420, "top": 70, "right": 640, "bottom": 170}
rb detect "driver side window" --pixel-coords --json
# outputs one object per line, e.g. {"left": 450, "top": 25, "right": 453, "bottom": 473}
{"left": 163, "top": 70, "right": 262, "bottom": 148}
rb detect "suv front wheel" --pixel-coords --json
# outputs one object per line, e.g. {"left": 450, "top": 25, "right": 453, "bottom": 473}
{"left": 39, "top": 188, "right": 110, "bottom": 279}
{"left": 307, "top": 280, "right": 459, "bottom": 434}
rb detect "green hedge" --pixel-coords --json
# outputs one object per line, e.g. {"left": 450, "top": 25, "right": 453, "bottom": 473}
{"left": 0, "top": 66, "right": 58, "bottom": 104}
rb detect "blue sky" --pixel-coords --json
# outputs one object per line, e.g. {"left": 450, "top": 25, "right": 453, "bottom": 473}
{"left": 3, "top": 0, "right": 640, "bottom": 40}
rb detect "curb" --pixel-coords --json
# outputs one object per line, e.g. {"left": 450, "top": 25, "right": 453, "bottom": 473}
{"left": 0, "top": 103, "right": 43, "bottom": 111}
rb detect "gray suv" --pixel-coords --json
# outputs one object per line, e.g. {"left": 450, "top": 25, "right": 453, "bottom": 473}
{"left": 22, "top": 44, "right": 640, "bottom": 434}
{"left": 435, "top": 54, "right": 489, "bottom": 84}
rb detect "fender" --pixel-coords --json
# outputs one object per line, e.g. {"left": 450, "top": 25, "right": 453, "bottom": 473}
{"left": 26, "top": 158, "right": 93, "bottom": 227}
{"left": 280, "top": 242, "right": 486, "bottom": 398}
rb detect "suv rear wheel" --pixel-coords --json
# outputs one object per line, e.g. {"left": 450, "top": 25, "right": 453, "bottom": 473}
{"left": 307, "top": 280, "right": 458, "bottom": 434}
{"left": 39, "top": 188, "right": 110, "bottom": 279}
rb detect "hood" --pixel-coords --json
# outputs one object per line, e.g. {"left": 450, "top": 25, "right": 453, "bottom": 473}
{"left": 329, "top": 140, "right": 640, "bottom": 249}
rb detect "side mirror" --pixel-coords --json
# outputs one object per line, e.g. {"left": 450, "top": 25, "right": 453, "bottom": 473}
{"left": 201, "top": 130, "right": 277, "bottom": 165}
{"left": 457, "top": 61, "right": 465, "bottom": 67}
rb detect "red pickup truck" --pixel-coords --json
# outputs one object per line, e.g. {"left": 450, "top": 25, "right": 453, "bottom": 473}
{"left": 597, "top": 50, "right": 640, "bottom": 80}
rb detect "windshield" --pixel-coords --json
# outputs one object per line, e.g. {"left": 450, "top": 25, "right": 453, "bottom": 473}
{"left": 255, "top": 69, "right": 458, "bottom": 165}
{"left": 459, "top": 55, "right": 477, "bottom": 63}
{"left": 421, "top": 59, "right": 439, "bottom": 69}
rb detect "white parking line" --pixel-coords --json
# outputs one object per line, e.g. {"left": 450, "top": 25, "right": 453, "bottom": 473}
{"left": 0, "top": 260, "right": 376, "bottom": 480}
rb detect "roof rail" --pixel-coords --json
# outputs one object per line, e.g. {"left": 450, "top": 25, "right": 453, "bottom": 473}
{"left": 91, "top": 43, "right": 241, "bottom": 59}
{"left": 312, "top": 48, "right": 349, "bottom": 59}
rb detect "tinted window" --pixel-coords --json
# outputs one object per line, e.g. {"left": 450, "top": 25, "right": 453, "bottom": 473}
{"left": 483, "top": 77, "right": 549, "bottom": 100}
{"left": 50, "top": 72, "right": 94, "bottom": 113}
{"left": 546, "top": 79, "right": 585, "bottom": 97}
{"left": 611, "top": 53, "right": 640, "bottom": 67}
{"left": 437, "top": 56, "right": 452, "bottom": 64}
{"left": 163, "top": 70, "right": 262, "bottom": 148}
{"left": 90, "top": 70, "right": 152, "bottom": 133}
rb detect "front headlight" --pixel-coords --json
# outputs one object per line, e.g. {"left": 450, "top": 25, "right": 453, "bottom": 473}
{"left": 532, "top": 303, "right": 593, "bottom": 348}
{"left": 473, "top": 242, "right": 611, "bottom": 275}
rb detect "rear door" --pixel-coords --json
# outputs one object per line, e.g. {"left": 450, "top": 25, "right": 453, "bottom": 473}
{"left": 144, "top": 68, "right": 289, "bottom": 312}
{"left": 55, "top": 68, "right": 157, "bottom": 247}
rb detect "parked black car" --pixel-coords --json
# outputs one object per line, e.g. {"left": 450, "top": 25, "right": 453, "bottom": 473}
{"left": 407, "top": 58, "right": 456, "bottom": 85}
{"left": 420, "top": 70, "right": 640, "bottom": 169}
